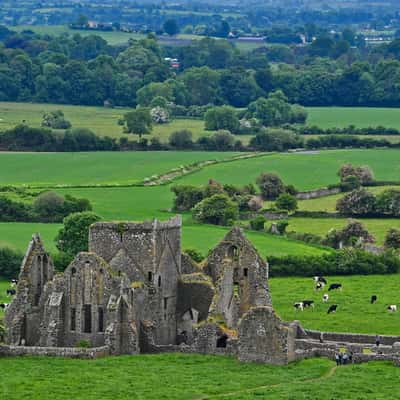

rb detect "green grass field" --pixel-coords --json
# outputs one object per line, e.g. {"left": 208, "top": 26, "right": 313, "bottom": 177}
{"left": 288, "top": 217, "right": 400, "bottom": 244}
{"left": 271, "top": 275, "right": 400, "bottom": 335}
{"left": 0, "top": 151, "right": 239, "bottom": 186}
{"left": 307, "top": 107, "right": 400, "bottom": 129}
{"left": 178, "top": 149, "right": 400, "bottom": 190}
{"left": 0, "top": 354, "right": 398, "bottom": 399}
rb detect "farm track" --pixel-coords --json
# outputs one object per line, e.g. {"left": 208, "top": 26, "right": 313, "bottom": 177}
{"left": 197, "top": 364, "right": 338, "bottom": 399}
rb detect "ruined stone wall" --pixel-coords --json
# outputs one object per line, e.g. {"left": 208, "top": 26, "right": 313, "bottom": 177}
{"left": 296, "top": 187, "right": 341, "bottom": 200}
{"left": 238, "top": 306, "right": 296, "bottom": 365}
{"left": 0, "top": 345, "right": 110, "bottom": 359}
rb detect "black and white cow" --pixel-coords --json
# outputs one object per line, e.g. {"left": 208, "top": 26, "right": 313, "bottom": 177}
{"left": 371, "top": 295, "right": 377, "bottom": 304}
{"left": 6, "top": 289, "right": 16, "bottom": 296}
{"left": 315, "top": 282, "right": 324, "bottom": 291}
{"left": 302, "top": 300, "right": 314, "bottom": 309}
{"left": 323, "top": 294, "right": 329, "bottom": 303}
{"left": 388, "top": 305, "right": 397, "bottom": 312}
{"left": 328, "top": 283, "right": 342, "bottom": 291}
{"left": 10, "top": 279, "right": 18, "bottom": 287}
{"left": 327, "top": 304, "right": 338, "bottom": 314}
{"left": 0, "top": 303, "right": 9, "bottom": 310}
{"left": 294, "top": 302, "right": 304, "bottom": 311}
{"left": 314, "top": 276, "right": 327, "bottom": 285}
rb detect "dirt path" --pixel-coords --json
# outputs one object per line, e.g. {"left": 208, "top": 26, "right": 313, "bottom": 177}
{"left": 197, "top": 364, "right": 338, "bottom": 399}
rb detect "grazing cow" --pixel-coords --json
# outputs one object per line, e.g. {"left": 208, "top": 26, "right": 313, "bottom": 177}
{"left": 10, "top": 279, "right": 18, "bottom": 287}
{"left": 6, "top": 289, "right": 16, "bottom": 296}
{"left": 388, "top": 305, "right": 397, "bottom": 312}
{"left": 294, "top": 302, "right": 304, "bottom": 311}
{"left": 302, "top": 300, "right": 314, "bottom": 308}
{"left": 314, "top": 276, "right": 327, "bottom": 285}
{"left": 323, "top": 294, "right": 329, "bottom": 303}
{"left": 315, "top": 282, "right": 325, "bottom": 291}
{"left": 371, "top": 295, "right": 377, "bottom": 304}
{"left": 328, "top": 283, "right": 342, "bottom": 291}
{"left": 0, "top": 303, "right": 9, "bottom": 310}
{"left": 327, "top": 304, "right": 338, "bottom": 314}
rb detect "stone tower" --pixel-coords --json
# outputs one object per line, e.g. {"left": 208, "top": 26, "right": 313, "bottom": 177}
{"left": 89, "top": 216, "right": 182, "bottom": 345}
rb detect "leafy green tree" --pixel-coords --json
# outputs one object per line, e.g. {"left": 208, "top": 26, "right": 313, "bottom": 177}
{"left": 275, "top": 193, "right": 298, "bottom": 212}
{"left": 169, "top": 129, "right": 193, "bottom": 149}
{"left": 256, "top": 172, "right": 285, "bottom": 200}
{"left": 171, "top": 185, "right": 204, "bottom": 211}
{"left": 0, "top": 247, "right": 23, "bottom": 279}
{"left": 33, "top": 191, "right": 65, "bottom": 220}
{"left": 123, "top": 108, "right": 153, "bottom": 138}
{"left": 182, "top": 67, "right": 220, "bottom": 105}
{"left": 163, "top": 19, "right": 179, "bottom": 36}
{"left": 193, "top": 194, "right": 238, "bottom": 226}
{"left": 204, "top": 106, "right": 239, "bottom": 132}
{"left": 250, "top": 216, "right": 266, "bottom": 231}
{"left": 55, "top": 211, "right": 101, "bottom": 257}
{"left": 41, "top": 110, "right": 71, "bottom": 129}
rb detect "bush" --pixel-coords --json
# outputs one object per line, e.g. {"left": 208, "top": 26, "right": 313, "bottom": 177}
{"left": 268, "top": 250, "right": 400, "bottom": 277}
{"left": 204, "top": 106, "right": 240, "bottom": 133}
{"left": 171, "top": 185, "right": 204, "bottom": 211}
{"left": 250, "top": 216, "right": 266, "bottom": 231}
{"left": 0, "top": 247, "right": 23, "bottom": 279}
{"left": 338, "top": 164, "right": 374, "bottom": 184}
{"left": 33, "top": 191, "right": 65, "bottom": 221}
{"left": 275, "top": 193, "right": 298, "bottom": 212}
{"left": 169, "top": 129, "right": 193, "bottom": 149}
{"left": 384, "top": 228, "right": 400, "bottom": 250}
{"left": 76, "top": 340, "right": 91, "bottom": 348}
{"left": 376, "top": 189, "right": 400, "bottom": 217}
{"left": 184, "top": 248, "right": 205, "bottom": 263}
{"left": 192, "top": 194, "right": 238, "bottom": 226}
{"left": 256, "top": 172, "right": 285, "bottom": 200}
{"left": 336, "top": 188, "right": 376, "bottom": 216}
{"left": 41, "top": 110, "right": 71, "bottom": 129}
{"left": 249, "top": 128, "right": 303, "bottom": 151}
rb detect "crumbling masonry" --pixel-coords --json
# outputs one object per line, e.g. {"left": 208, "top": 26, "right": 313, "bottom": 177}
{"left": 4, "top": 216, "right": 400, "bottom": 365}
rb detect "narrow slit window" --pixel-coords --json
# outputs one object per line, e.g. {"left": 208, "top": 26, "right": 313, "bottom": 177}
{"left": 70, "top": 308, "right": 76, "bottom": 331}
{"left": 148, "top": 271, "right": 153, "bottom": 282}
{"left": 83, "top": 304, "right": 92, "bottom": 333}
{"left": 164, "top": 297, "right": 168, "bottom": 310}
{"left": 158, "top": 276, "right": 162, "bottom": 287}
{"left": 98, "top": 307, "right": 104, "bottom": 332}
{"left": 244, "top": 268, "right": 248, "bottom": 277}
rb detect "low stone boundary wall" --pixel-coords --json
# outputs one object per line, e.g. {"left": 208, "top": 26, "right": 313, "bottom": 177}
{"left": 296, "top": 187, "right": 341, "bottom": 200}
{"left": 304, "top": 329, "right": 400, "bottom": 346}
{"left": 0, "top": 345, "right": 110, "bottom": 358}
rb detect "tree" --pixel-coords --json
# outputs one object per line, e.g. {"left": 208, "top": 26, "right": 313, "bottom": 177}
{"left": 384, "top": 228, "right": 400, "bottom": 249}
{"left": 250, "top": 216, "right": 266, "bottom": 231}
{"left": 123, "top": 108, "right": 152, "bottom": 138}
{"left": 163, "top": 19, "right": 179, "bottom": 36}
{"left": 376, "top": 189, "right": 400, "bottom": 217}
{"left": 41, "top": 110, "right": 71, "bottom": 129}
{"left": 171, "top": 185, "right": 204, "bottom": 211}
{"left": 169, "top": 130, "right": 193, "bottom": 149}
{"left": 193, "top": 194, "right": 238, "bottom": 226}
{"left": 33, "top": 191, "right": 65, "bottom": 221}
{"left": 55, "top": 211, "right": 101, "bottom": 256}
{"left": 204, "top": 106, "right": 239, "bottom": 132}
{"left": 216, "top": 20, "right": 231, "bottom": 38}
{"left": 338, "top": 164, "right": 374, "bottom": 184}
{"left": 336, "top": 188, "right": 376, "bottom": 216}
{"left": 275, "top": 193, "right": 298, "bottom": 212}
{"left": 0, "top": 247, "right": 23, "bottom": 279}
{"left": 256, "top": 172, "right": 285, "bottom": 200}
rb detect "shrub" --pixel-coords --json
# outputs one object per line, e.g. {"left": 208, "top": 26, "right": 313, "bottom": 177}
{"left": 0, "top": 247, "right": 23, "bottom": 279}
{"left": 338, "top": 164, "right": 374, "bottom": 184}
{"left": 171, "top": 185, "right": 204, "bottom": 211}
{"left": 250, "top": 216, "right": 266, "bottom": 231}
{"left": 268, "top": 250, "right": 400, "bottom": 277}
{"left": 336, "top": 188, "right": 376, "bottom": 215}
{"left": 384, "top": 228, "right": 400, "bottom": 250}
{"left": 184, "top": 248, "right": 205, "bottom": 263}
{"left": 169, "top": 129, "right": 193, "bottom": 149}
{"left": 376, "top": 189, "right": 400, "bottom": 217}
{"left": 192, "top": 194, "right": 238, "bottom": 226}
{"left": 275, "top": 193, "right": 298, "bottom": 212}
{"left": 256, "top": 172, "right": 285, "bottom": 200}
{"left": 204, "top": 106, "right": 240, "bottom": 133}
{"left": 76, "top": 340, "right": 91, "bottom": 348}
{"left": 33, "top": 191, "right": 65, "bottom": 221}
{"left": 41, "top": 110, "right": 71, "bottom": 129}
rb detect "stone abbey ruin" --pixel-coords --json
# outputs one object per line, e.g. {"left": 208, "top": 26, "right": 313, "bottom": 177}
{"left": 3, "top": 216, "right": 400, "bottom": 365}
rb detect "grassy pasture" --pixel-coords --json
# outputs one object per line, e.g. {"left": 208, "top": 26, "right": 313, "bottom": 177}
{"left": 289, "top": 217, "right": 400, "bottom": 244}
{"left": 0, "top": 151, "right": 239, "bottom": 186}
{"left": 297, "top": 186, "right": 400, "bottom": 212}
{"left": 0, "top": 354, "right": 398, "bottom": 399}
{"left": 271, "top": 275, "right": 400, "bottom": 335}
{"left": 178, "top": 149, "right": 400, "bottom": 190}
{"left": 307, "top": 107, "right": 400, "bottom": 129}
